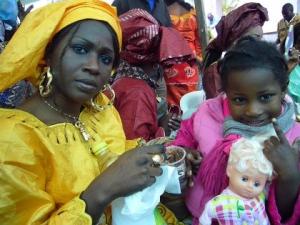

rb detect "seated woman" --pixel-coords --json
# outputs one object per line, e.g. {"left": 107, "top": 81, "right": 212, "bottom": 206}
{"left": 112, "top": 8, "right": 192, "bottom": 141}
{"left": 0, "top": 1, "right": 187, "bottom": 224}
{"left": 202, "top": 2, "right": 268, "bottom": 99}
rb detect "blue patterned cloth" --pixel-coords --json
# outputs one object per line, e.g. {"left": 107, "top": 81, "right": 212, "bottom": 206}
{"left": 0, "top": 81, "right": 34, "bottom": 108}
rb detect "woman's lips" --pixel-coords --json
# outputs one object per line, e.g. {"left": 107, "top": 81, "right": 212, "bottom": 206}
{"left": 75, "top": 80, "right": 98, "bottom": 92}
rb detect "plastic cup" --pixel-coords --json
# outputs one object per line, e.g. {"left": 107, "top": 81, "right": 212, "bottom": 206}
{"left": 166, "top": 146, "right": 186, "bottom": 183}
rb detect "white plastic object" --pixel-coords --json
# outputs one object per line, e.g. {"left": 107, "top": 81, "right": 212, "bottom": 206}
{"left": 180, "top": 90, "right": 206, "bottom": 120}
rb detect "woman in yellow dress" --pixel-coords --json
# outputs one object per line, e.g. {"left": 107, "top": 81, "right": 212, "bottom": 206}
{"left": 0, "top": 0, "right": 184, "bottom": 224}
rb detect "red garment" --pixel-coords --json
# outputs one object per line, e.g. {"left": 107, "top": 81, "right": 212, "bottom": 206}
{"left": 112, "top": 77, "right": 164, "bottom": 141}
{"left": 206, "top": 3, "right": 268, "bottom": 53}
{"left": 164, "top": 62, "right": 199, "bottom": 107}
{"left": 170, "top": 10, "right": 202, "bottom": 59}
{"left": 119, "top": 8, "right": 194, "bottom": 65}
{"left": 203, "top": 3, "right": 269, "bottom": 99}
{"left": 161, "top": 10, "right": 200, "bottom": 107}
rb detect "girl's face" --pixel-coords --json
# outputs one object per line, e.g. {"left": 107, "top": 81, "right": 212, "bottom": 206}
{"left": 225, "top": 68, "right": 284, "bottom": 126}
{"left": 48, "top": 20, "right": 115, "bottom": 104}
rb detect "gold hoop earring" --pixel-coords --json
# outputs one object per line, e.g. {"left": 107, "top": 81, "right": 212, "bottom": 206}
{"left": 90, "top": 84, "right": 115, "bottom": 111}
{"left": 39, "top": 67, "right": 53, "bottom": 97}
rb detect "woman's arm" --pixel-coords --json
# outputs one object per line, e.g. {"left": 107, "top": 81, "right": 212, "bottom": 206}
{"left": 80, "top": 145, "right": 165, "bottom": 224}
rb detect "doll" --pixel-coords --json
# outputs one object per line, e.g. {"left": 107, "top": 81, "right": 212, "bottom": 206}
{"left": 199, "top": 137, "right": 273, "bottom": 225}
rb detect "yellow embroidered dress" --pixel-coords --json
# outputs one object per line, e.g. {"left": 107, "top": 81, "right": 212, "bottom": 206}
{"left": 0, "top": 95, "right": 134, "bottom": 224}
{"left": 0, "top": 95, "right": 182, "bottom": 225}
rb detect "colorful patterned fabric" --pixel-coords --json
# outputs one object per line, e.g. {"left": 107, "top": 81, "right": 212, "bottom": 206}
{"left": 119, "top": 8, "right": 160, "bottom": 64}
{"left": 119, "top": 8, "right": 194, "bottom": 66}
{"left": 169, "top": 10, "right": 202, "bottom": 60}
{"left": 113, "top": 60, "right": 158, "bottom": 89}
{"left": 99, "top": 203, "right": 184, "bottom": 225}
{"left": 0, "top": 20, "right": 4, "bottom": 42}
{"left": 199, "top": 188, "right": 269, "bottom": 225}
{"left": 164, "top": 62, "right": 199, "bottom": 107}
{"left": 112, "top": 0, "right": 172, "bottom": 27}
{"left": 206, "top": 3, "right": 268, "bottom": 53}
{"left": 0, "top": 80, "right": 34, "bottom": 108}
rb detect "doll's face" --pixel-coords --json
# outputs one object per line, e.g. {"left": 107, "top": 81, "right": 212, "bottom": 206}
{"left": 227, "top": 164, "right": 268, "bottom": 199}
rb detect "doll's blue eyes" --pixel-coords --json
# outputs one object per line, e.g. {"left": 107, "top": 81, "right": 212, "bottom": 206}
{"left": 241, "top": 177, "right": 248, "bottom": 182}
{"left": 254, "top": 181, "right": 261, "bottom": 187}
{"left": 241, "top": 177, "right": 261, "bottom": 187}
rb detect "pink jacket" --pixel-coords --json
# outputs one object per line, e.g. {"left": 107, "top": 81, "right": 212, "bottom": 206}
{"left": 172, "top": 95, "right": 300, "bottom": 225}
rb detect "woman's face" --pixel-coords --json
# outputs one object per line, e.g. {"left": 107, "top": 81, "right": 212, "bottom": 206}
{"left": 225, "top": 68, "right": 284, "bottom": 126}
{"left": 48, "top": 20, "right": 115, "bottom": 104}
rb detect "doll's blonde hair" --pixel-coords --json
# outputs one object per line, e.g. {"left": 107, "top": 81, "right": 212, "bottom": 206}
{"left": 228, "top": 137, "right": 273, "bottom": 179}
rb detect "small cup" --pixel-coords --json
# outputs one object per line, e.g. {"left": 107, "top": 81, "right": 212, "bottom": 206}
{"left": 166, "top": 146, "right": 186, "bottom": 183}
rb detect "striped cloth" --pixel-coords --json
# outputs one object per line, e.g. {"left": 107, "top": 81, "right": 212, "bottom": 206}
{"left": 199, "top": 188, "right": 270, "bottom": 225}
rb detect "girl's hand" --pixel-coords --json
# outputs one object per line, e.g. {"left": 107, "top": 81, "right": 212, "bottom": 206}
{"left": 263, "top": 120, "right": 299, "bottom": 179}
{"left": 184, "top": 148, "right": 202, "bottom": 188}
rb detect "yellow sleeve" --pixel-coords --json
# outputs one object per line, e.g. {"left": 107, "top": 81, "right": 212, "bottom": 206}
{"left": 0, "top": 121, "right": 92, "bottom": 225}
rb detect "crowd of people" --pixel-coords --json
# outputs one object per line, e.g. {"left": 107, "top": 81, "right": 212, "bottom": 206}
{"left": 0, "top": 0, "right": 299, "bottom": 225}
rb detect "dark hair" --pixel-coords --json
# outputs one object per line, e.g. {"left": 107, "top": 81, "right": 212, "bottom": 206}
{"left": 282, "top": 3, "right": 293, "bottom": 13}
{"left": 45, "top": 19, "right": 120, "bottom": 69}
{"left": 218, "top": 36, "right": 288, "bottom": 92}
{"left": 164, "top": 0, "right": 193, "bottom": 11}
{"left": 294, "top": 22, "right": 300, "bottom": 45}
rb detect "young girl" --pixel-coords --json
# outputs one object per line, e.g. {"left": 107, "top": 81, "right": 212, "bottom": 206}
{"left": 199, "top": 137, "right": 273, "bottom": 225}
{"left": 171, "top": 36, "right": 300, "bottom": 225}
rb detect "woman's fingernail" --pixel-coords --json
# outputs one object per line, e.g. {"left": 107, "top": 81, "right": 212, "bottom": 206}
{"left": 187, "top": 153, "right": 193, "bottom": 159}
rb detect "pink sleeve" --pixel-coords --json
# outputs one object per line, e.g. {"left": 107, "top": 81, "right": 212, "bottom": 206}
{"left": 170, "top": 113, "right": 198, "bottom": 149}
{"left": 267, "top": 182, "right": 300, "bottom": 225}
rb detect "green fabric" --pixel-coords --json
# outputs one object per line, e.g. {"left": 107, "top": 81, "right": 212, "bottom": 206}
{"left": 288, "top": 65, "right": 300, "bottom": 115}
{"left": 289, "top": 65, "right": 300, "bottom": 103}
{"left": 154, "top": 208, "right": 167, "bottom": 225}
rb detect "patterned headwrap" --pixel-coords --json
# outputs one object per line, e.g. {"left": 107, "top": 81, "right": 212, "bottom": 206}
{"left": 119, "top": 8, "right": 194, "bottom": 66}
{"left": 0, "top": 0, "right": 122, "bottom": 91}
{"left": 206, "top": 2, "right": 268, "bottom": 53}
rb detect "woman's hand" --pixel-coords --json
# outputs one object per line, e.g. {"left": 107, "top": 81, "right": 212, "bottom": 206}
{"left": 184, "top": 148, "right": 202, "bottom": 188}
{"left": 81, "top": 144, "right": 165, "bottom": 223}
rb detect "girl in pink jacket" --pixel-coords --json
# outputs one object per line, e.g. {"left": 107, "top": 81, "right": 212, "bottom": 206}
{"left": 172, "top": 36, "right": 300, "bottom": 225}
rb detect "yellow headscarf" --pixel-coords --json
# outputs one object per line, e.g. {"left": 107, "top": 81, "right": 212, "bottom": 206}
{"left": 0, "top": 0, "right": 122, "bottom": 91}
